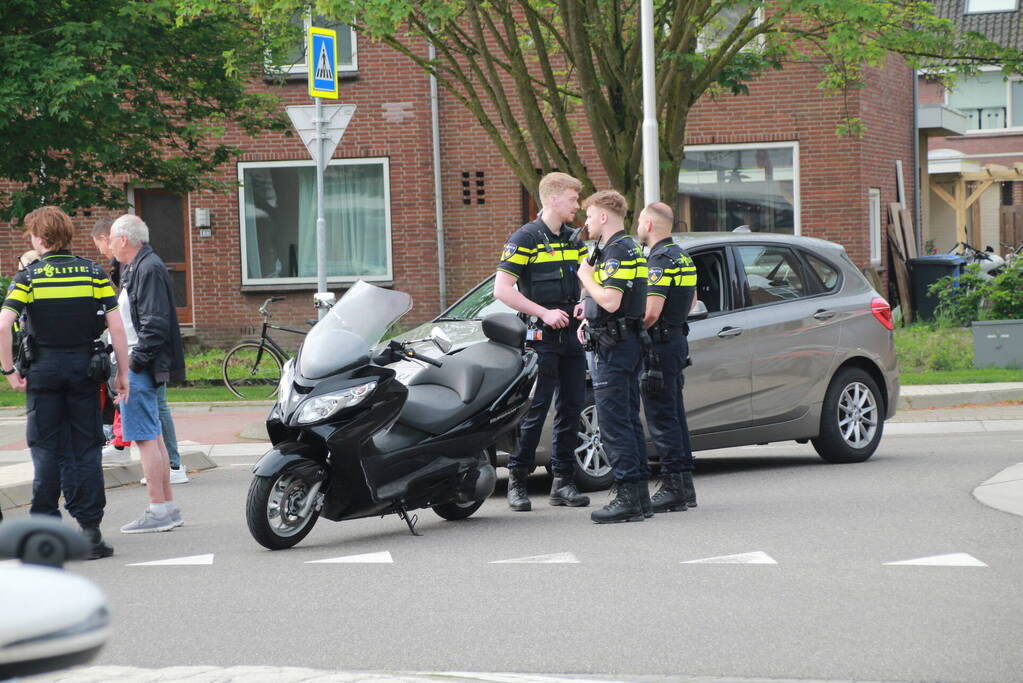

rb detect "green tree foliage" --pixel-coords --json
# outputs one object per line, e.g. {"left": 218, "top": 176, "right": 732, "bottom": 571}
{"left": 189, "top": 0, "right": 1023, "bottom": 212}
{"left": 0, "top": 0, "right": 294, "bottom": 221}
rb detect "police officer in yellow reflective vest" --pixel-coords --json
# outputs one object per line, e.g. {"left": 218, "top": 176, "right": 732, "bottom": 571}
{"left": 576, "top": 190, "right": 650, "bottom": 523}
{"left": 0, "top": 207, "right": 131, "bottom": 559}
{"left": 637, "top": 203, "right": 699, "bottom": 512}
{"left": 495, "top": 172, "right": 590, "bottom": 511}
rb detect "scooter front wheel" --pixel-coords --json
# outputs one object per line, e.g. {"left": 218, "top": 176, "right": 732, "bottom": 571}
{"left": 246, "top": 469, "right": 321, "bottom": 550}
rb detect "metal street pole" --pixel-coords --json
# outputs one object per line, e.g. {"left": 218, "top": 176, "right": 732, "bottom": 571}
{"left": 640, "top": 0, "right": 659, "bottom": 207}
{"left": 315, "top": 97, "right": 327, "bottom": 318}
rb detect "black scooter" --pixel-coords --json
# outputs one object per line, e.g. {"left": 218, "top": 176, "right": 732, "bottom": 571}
{"left": 246, "top": 281, "right": 537, "bottom": 550}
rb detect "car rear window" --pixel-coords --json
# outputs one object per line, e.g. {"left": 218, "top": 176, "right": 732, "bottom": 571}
{"left": 804, "top": 253, "right": 841, "bottom": 291}
{"left": 736, "top": 245, "right": 808, "bottom": 305}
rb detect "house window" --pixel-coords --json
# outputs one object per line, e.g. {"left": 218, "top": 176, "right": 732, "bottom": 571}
{"left": 698, "top": 3, "right": 765, "bottom": 52}
{"left": 273, "top": 16, "right": 357, "bottom": 77}
{"left": 965, "top": 0, "right": 1017, "bottom": 12}
{"left": 678, "top": 142, "right": 799, "bottom": 234}
{"left": 948, "top": 72, "right": 1023, "bottom": 129}
{"left": 868, "top": 188, "right": 882, "bottom": 266}
{"left": 239, "top": 159, "right": 391, "bottom": 285}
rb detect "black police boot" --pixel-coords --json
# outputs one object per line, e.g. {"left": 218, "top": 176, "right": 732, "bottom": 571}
{"left": 638, "top": 479, "right": 654, "bottom": 518}
{"left": 80, "top": 525, "right": 114, "bottom": 560}
{"left": 549, "top": 473, "right": 590, "bottom": 507}
{"left": 681, "top": 471, "right": 698, "bottom": 508}
{"left": 590, "top": 481, "right": 644, "bottom": 524}
{"left": 650, "top": 473, "right": 687, "bottom": 513}
{"left": 507, "top": 468, "right": 532, "bottom": 512}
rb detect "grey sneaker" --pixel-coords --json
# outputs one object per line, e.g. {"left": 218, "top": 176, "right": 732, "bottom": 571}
{"left": 168, "top": 505, "right": 183, "bottom": 529}
{"left": 120, "top": 509, "right": 176, "bottom": 534}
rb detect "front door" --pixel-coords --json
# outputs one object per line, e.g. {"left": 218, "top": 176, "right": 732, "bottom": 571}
{"left": 133, "top": 189, "right": 192, "bottom": 324}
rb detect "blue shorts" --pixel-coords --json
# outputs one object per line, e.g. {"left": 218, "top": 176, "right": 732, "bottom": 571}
{"left": 122, "top": 368, "right": 162, "bottom": 442}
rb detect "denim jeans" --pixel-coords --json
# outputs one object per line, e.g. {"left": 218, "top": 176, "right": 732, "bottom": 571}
{"left": 156, "top": 384, "right": 180, "bottom": 469}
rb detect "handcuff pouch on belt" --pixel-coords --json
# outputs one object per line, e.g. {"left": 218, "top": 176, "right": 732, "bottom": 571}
{"left": 87, "top": 340, "right": 113, "bottom": 383}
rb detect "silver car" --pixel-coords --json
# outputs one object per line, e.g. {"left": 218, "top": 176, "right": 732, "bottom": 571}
{"left": 396, "top": 232, "right": 899, "bottom": 491}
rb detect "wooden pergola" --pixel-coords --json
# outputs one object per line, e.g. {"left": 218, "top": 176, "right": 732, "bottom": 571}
{"left": 930, "top": 163, "right": 1023, "bottom": 248}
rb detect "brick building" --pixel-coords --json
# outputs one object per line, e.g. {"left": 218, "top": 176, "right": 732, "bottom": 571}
{"left": 1, "top": 25, "right": 916, "bottom": 346}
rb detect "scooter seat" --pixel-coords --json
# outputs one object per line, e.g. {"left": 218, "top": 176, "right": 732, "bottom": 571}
{"left": 399, "top": 340, "right": 523, "bottom": 435}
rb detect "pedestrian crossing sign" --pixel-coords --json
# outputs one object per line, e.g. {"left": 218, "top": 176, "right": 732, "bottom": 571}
{"left": 308, "top": 27, "right": 339, "bottom": 99}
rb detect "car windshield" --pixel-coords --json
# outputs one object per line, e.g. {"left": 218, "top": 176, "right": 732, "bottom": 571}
{"left": 300, "top": 281, "right": 412, "bottom": 379}
{"left": 439, "top": 275, "right": 512, "bottom": 320}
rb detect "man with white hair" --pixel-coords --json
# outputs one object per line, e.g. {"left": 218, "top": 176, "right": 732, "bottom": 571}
{"left": 109, "top": 214, "right": 186, "bottom": 533}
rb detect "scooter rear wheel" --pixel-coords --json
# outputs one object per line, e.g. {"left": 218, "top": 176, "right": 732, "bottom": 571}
{"left": 246, "top": 469, "right": 321, "bottom": 550}
{"left": 433, "top": 496, "right": 486, "bottom": 521}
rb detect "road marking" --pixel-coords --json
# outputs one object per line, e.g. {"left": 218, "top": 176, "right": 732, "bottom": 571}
{"left": 682, "top": 551, "right": 778, "bottom": 565}
{"left": 128, "top": 553, "right": 214, "bottom": 566}
{"left": 491, "top": 552, "right": 580, "bottom": 564}
{"left": 306, "top": 551, "right": 393, "bottom": 564}
{"left": 884, "top": 553, "right": 987, "bottom": 567}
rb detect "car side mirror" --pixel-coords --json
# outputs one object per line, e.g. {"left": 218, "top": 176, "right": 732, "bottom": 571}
{"left": 689, "top": 299, "right": 709, "bottom": 321}
{"left": 429, "top": 327, "right": 453, "bottom": 354}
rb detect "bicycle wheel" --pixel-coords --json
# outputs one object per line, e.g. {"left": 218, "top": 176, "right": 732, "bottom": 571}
{"left": 222, "top": 341, "right": 284, "bottom": 399}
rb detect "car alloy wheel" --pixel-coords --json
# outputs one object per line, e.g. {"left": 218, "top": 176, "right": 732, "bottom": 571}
{"left": 837, "top": 381, "right": 878, "bottom": 449}
{"left": 575, "top": 404, "right": 612, "bottom": 480}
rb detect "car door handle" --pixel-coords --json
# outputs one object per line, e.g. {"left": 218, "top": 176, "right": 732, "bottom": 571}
{"left": 813, "top": 309, "right": 835, "bottom": 321}
{"left": 717, "top": 326, "right": 743, "bottom": 338}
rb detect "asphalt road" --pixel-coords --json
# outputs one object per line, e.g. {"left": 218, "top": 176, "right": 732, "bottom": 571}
{"left": 8, "top": 430, "right": 1023, "bottom": 682}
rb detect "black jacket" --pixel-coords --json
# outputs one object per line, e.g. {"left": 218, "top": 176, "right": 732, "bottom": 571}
{"left": 122, "top": 245, "right": 185, "bottom": 385}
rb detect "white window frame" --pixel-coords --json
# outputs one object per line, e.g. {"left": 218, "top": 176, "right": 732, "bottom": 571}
{"left": 868, "top": 188, "right": 882, "bottom": 266}
{"left": 277, "top": 18, "right": 358, "bottom": 77}
{"left": 679, "top": 140, "right": 801, "bottom": 235}
{"left": 697, "top": 5, "right": 765, "bottom": 53}
{"left": 944, "top": 66, "right": 1023, "bottom": 133}
{"left": 964, "top": 0, "right": 1018, "bottom": 13}
{"left": 237, "top": 157, "right": 392, "bottom": 286}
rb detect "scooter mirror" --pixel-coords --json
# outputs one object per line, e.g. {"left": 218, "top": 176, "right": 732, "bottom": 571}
{"left": 429, "top": 327, "right": 453, "bottom": 354}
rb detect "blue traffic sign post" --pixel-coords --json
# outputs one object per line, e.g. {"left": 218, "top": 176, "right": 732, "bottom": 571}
{"left": 306, "top": 27, "right": 340, "bottom": 317}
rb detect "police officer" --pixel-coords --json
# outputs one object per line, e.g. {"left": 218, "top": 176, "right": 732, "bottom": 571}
{"left": 495, "top": 172, "right": 590, "bottom": 511}
{"left": 637, "top": 203, "right": 698, "bottom": 512}
{"left": 576, "top": 190, "right": 649, "bottom": 524}
{"left": 0, "top": 207, "right": 130, "bottom": 558}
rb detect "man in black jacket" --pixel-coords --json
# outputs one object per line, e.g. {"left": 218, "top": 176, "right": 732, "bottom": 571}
{"left": 108, "top": 214, "right": 187, "bottom": 534}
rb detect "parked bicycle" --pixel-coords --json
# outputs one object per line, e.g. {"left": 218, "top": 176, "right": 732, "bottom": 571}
{"left": 222, "top": 297, "right": 310, "bottom": 399}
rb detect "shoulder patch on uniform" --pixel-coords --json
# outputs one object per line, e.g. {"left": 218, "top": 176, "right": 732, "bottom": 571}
{"left": 648, "top": 267, "right": 663, "bottom": 283}
{"left": 602, "top": 259, "right": 620, "bottom": 277}
{"left": 501, "top": 243, "right": 516, "bottom": 261}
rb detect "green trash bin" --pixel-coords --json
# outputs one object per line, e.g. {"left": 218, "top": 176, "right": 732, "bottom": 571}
{"left": 906, "top": 254, "right": 965, "bottom": 321}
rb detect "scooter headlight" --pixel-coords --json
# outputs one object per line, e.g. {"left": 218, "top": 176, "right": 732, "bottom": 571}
{"left": 294, "top": 381, "right": 377, "bottom": 425}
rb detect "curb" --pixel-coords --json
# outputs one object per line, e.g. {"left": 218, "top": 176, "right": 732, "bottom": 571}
{"left": 897, "top": 383, "right": 1023, "bottom": 411}
{"left": 0, "top": 449, "right": 218, "bottom": 511}
{"left": 973, "top": 462, "right": 1023, "bottom": 518}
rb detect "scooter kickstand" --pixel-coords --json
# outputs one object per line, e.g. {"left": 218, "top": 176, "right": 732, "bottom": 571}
{"left": 394, "top": 502, "right": 422, "bottom": 536}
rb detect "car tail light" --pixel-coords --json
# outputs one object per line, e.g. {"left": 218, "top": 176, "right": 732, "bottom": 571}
{"left": 871, "top": 297, "right": 894, "bottom": 330}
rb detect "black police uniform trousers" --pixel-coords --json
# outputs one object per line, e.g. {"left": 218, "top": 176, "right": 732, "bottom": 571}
{"left": 26, "top": 349, "right": 106, "bottom": 526}
{"left": 507, "top": 324, "right": 586, "bottom": 477}
{"left": 641, "top": 333, "right": 695, "bottom": 474}
{"left": 591, "top": 331, "right": 646, "bottom": 483}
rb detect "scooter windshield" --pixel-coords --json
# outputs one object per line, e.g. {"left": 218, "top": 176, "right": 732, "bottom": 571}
{"left": 299, "top": 281, "right": 413, "bottom": 379}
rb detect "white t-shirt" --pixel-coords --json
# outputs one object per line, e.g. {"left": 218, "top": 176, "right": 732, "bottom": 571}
{"left": 118, "top": 286, "right": 139, "bottom": 350}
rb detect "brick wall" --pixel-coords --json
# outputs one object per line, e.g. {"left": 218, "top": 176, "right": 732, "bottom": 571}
{"left": 2, "top": 37, "right": 916, "bottom": 345}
